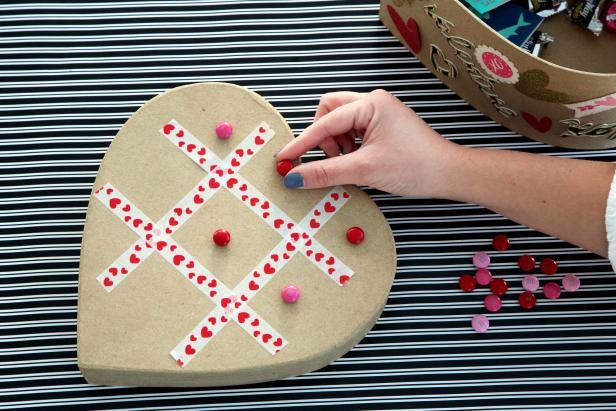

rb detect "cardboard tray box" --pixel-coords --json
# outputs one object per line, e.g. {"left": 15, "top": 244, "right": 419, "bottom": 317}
{"left": 380, "top": 0, "right": 616, "bottom": 149}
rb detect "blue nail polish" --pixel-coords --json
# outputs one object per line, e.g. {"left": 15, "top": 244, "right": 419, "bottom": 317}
{"left": 284, "top": 172, "right": 304, "bottom": 189}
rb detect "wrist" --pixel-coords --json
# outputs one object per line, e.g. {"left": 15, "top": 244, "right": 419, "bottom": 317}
{"left": 432, "top": 143, "right": 478, "bottom": 202}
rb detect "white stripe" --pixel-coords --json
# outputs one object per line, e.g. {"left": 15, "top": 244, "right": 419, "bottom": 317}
{"left": 5, "top": 390, "right": 616, "bottom": 409}
{"left": 0, "top": 0, "right": 357, "bottom": 10}
{"left": 0, "top": 37, "right": 393, "bottom": 53}
{"left": 0, "top": 73, "right": 440, "bottom": 89}
{"left": 0, "top": 16, "right": 382, "bottom": 33}
{"left": 2, "top": 377, "right": 616, "bottom": 400}
{"left": 0, "top": 26, "right": 389, "bottom": 43}
{"left": 0, "top": 5, "right": 378, "bottom": 22}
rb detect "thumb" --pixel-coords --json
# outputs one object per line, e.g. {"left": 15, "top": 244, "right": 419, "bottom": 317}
{"left": 282, "top": 152, "right": 366, "bottom": 189}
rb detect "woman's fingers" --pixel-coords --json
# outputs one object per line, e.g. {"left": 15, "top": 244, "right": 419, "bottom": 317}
{"left": 283, "top": 150, "right": 368, "bottom": 189}
{"left": 335, "top": 133, "right": 357, "bottom": 154}
{"left": 276, "top": 98, "right": 373, "bottom": 160}
{"left": 314, "top": 91, "right": 364, "bottom": 121}
{"left": 319, "top": 137, "right": 341, "bottom": 158}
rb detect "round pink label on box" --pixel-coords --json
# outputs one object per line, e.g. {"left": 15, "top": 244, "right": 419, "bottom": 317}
{"left": 475, "top": 45, "right": 519, "bottom": 84}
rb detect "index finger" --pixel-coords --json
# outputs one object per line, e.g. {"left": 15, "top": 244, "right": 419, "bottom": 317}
{"left": 276, "top": 98, "right": 372, "bottom": 160}
{"left": 314, "top": 91, "right": 364, "bottom": 122}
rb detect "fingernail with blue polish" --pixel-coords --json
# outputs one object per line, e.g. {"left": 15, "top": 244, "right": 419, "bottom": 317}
{"left": 284, "top": 172, "right": 304, "bottom": 189}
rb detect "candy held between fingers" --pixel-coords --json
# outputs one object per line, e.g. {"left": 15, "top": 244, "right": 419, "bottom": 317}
{"left": 562, "top": 274, "right": 581, "bottom": 292}
{"left": 490, "top": 278, "right": 508, "bottom": 296}
{"left": 518, "top": 291, "right": 537, "bottom": 310}
{"left": 472, "top": 314, "right": 490, "bottom": 333}
{"left": 459, "top": 274, "right": 477, "bottom": 292}
{"left": 492, "top": 234, "right": 510, "bottom": 251}
{"left": 540, "top": 257, "right": 558, "bottom": 275}
{"left": 346, "top": 226, "right": 365, "bottom": 245}
{"left": 518, "top": 254, "right": 536, "bottom": 272}
{"left": 281, "top": 285, "right": 301, "bottom": 303}
{"left": 543, "top": 281, "right": 561, "bottom": 299}
{"left": 473, "top": 251, "right": 490, "bottom": 268}
{"left": 215, "top": 121, "right": 233, "bottom": 139}
{"left": 522, "top": 274, "right": 540, "bottom": 292}
{"left": 276, "top": 159, "right": 294, "bottom": 177}
{"left": 213, "top": 229, "right": 231, "bottom": 247}
{"left": 484, "top": 294, "right": 502, "bottom": 312}
{"left": 475, "top": 268, "right": 493, "bottom": 286}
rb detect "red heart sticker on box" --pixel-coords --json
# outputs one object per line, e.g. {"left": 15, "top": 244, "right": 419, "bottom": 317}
{"left": 387, "top": 5, "right": 421, "bottom": 53}
{"left": 522, "top": 112, "right": 552, "bottom": 133}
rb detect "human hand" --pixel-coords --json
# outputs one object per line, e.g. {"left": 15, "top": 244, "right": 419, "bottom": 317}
{"left": 275, "top": 89, "right": 463, "bottom": 198}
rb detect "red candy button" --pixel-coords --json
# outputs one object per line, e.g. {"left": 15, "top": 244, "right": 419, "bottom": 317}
{"left": 475, "top": 268, "right": 492, "bottom": 286}
{"left": 213, "top": 229, "right": 231, "bottom": 247}
{"left": 543, "top": 282, "right": 561, "bottom": 299}
{"left": 346, "top": 226, "right": 365, "bottom": 244}
{"left": 518, "top": 291, "right": 537, "bottom": 310}
{"left": 484, "top": 294, "right": 502, "bottom": 312}
{"left": 492, "top": 234, "right": 510, "bottom": 251}
{"left": 540, "top": 257, "right": 558, "bottom": 275}
{"left": 276, "top": 159, "right": 294, "bottom": 177}
{"left": 458, "top": 274, "right": 477, "bottom": 292}
{"left": 518, "top": 254, "right": 536, "bottom": 272}
{"left": 490, "top": 278, "right": 508, "bottom": 296}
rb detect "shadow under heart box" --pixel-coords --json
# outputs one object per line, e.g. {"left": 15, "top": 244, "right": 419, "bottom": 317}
{"left": 380, "top": 0, "right": 616, "bottom": 149}
{"left": 76, "top": 82, "right": 396, "bottom": 387}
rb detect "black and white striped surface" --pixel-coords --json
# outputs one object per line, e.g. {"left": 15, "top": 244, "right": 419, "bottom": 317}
{"left": 2, "top": 1, "right": 616, "bottom": 410}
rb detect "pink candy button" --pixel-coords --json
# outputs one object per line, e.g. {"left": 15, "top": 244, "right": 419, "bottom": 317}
{"left": 473, "top": 251, "right": 490, "bottom": 269}
{"left": 484, "top": 294, "right": 502, "bottom": 312}
{"left": 562, "top": 274, "right": 580, "bottom": 292}
{"left": 475, "top": 268, "right": 492, "bottom": 286}
{"left": 215, "top": 121, "right": 233, "bottom": 139}
{"left": 472, "top": 314, "right": 490, "bottom": 333}
{"left": 522, "top": 274, "right": 540, "bottom": 292}
{"left": 281, "top": 284, "right": 300, "bottom": 303}
{"left": 543, "top": 282, "right": 561, "bottom": 299}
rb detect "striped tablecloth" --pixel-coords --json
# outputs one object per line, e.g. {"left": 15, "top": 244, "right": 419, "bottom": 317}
{"left": 2, "top": 1, "right": 615, "bottom": 410}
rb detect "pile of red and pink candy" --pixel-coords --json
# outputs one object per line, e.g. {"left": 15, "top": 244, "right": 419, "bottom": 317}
{"left": 461, "top": 234, "right": 581, "bottom": 333}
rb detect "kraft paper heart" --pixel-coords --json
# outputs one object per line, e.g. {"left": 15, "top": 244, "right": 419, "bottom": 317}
{"left": 514, "top": 69, "right": 571, "bottom": 104}
{"left": 77, "top": 82, "right": 396, "bottom": 387}
{"left": 387, "top": 5, "right": 421, "bottom": 53}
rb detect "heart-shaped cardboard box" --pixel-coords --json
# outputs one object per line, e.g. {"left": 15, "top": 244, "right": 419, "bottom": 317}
{"left": 77, "top": 82, "right": 396, "bottom": 387}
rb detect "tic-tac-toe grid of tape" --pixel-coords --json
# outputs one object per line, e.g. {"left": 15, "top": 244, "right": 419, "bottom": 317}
{"left": 95, "top": 120, "right": 354, "bottom": 367}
